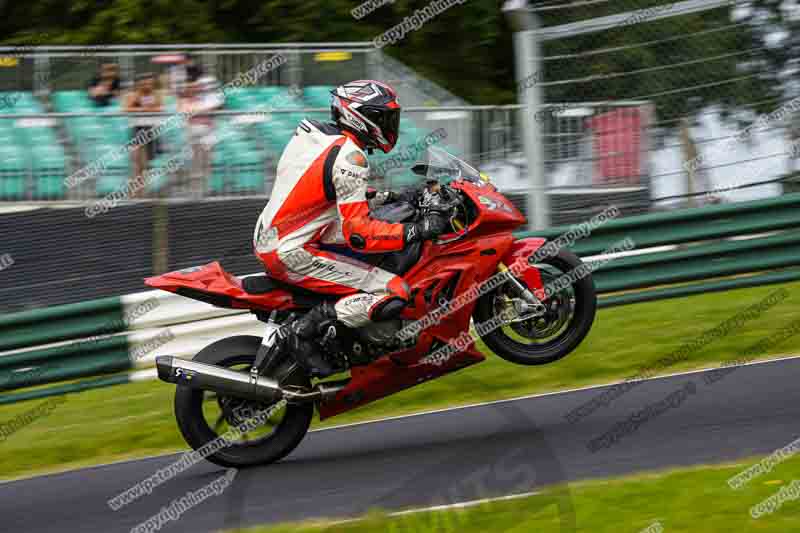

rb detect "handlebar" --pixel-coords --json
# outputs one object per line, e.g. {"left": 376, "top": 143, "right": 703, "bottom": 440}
{"left": 418, "top": 184, "right": 468, "bottom": 237}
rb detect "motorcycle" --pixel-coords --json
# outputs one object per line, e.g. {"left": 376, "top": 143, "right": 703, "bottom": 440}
{"left": 147, "top": 147, "right": 596, "bottom": 467}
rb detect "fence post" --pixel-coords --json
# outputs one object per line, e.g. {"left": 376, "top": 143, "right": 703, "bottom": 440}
{"left": 287, "top": 48, "right": 302, "bottom": 89}
{"left": 504, "top": 0, "right": 549, "bottom": 231}
{"left": 152, "top": 201, "right": 169, "bottom": 275}
{"left": 679, "top": 118, "right": 697, "bottom": 208}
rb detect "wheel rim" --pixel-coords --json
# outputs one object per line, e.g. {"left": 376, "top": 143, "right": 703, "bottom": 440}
{"left": 494, "top": 263, "right": 577, "bottom": 347}
{"left": 197, "top": 359, "right": 290, "bottom": 447}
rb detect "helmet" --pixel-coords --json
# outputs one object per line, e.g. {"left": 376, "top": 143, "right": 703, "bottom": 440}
{"left": 330, "top": 80, "right": 401, "bottom": 153}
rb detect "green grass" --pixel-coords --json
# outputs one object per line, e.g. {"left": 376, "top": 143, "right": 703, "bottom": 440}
{"left": 230, "top": 454, "right": 800, "bottom": 533}
{"left": 1, "top": 280, "right": 800, "bottom": 481}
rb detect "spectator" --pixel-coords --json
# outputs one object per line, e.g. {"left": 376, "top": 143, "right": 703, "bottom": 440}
{"left": 124, "top": 72, "right": 163, "bottom": 196}
{"left": 88, "top": 63, "right": 121, "bottom": 106}
{"left": 178, "top": 76, "right": 222, "bottom": 197}
{"left": 167, "top": 54, "right": 204, "bottom": 96}
{"left": 185, "top": 54, "right": 204, "bottom": 84}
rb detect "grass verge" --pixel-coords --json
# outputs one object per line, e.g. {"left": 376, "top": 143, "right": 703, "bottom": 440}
{"left": 1, "top": 280, "right": 799, "bottom": 481}
{"left": 229, "top": 453, "right": 800, "bottom": 532}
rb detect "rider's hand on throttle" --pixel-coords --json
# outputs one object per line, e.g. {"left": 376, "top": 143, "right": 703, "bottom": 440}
{"left": 404, "top": 212, "right": 449, "bottom": 243}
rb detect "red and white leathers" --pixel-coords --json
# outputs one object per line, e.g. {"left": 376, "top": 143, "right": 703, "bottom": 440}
{"left": 253, "top": 119, "right": 410, "bottom": 327}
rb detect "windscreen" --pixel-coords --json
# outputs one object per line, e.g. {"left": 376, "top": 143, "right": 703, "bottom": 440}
{"left": 413, "top": 147, "right": 484, "bottom": 184}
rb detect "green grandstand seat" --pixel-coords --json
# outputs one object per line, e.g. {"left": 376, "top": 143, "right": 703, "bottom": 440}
{"left": 52, "top": 91, "right": 95, "bottom": 112}
{"left": 0, "top": 147, "right": 28, "bottom": 199}
{"left": 208, "top": 147, "right": 228, "bottom": 194}
{"left": 0, "top": 175, "right": 26, "bottom": 199}
{"left": 31, "top": 143, "right": 66, "bottom": 165}
{"left": 95, "top": 171, "right": 129, "bottom": 196}
{"left": 15, "top": 102, "right": 45, "bottom": 114}
{"left": 303, "top": 86, "right": 335, "bottom": 107}
{"left": 215, "top": 121, "right": 250, "bottom": 145}
{"left": 228, "top": 147, "right": 263, "bottom": 165}
{"left": 221, "top": 141, "right": 259, "bottom": 159}
{"left": 230, "top": 168, "right": 265, "bottom": 192}
{"left": 163, "top": 96, "right": 177, "bottom": 112}
{"left": 0, "top": 92, "right": 36, "bottom": 106}
{"left": 31, "top": 143, "right": 67, "bottom": 199}
{"left": 160, "top": 121, "right": 186, "bottom": 152}
{"left": 97, "top": 116, "right": 130, "bottom": 144}
{"left": 66, "top": 117, "right": 105, "bottom": 143}
{"left": 144, "top": 154, "right": 175, "bottom": 193}
{"left": 232, "top": 86, "right": 288, "bottom": 106}
{"left": 90, "top": 142, "right": 131, "bottom": 196}
{"left": 225, "top": 93, "right": 259, "bottom": 110}
{"left": 229, "top": 150, "right": 265, "bottom": 193}
{"left": 15, "top": 125, "right": 58, "bottom": 147}
{"left": 32, "top": 175, "right": 65, "bottom": 199}
{"left": 254, "top": 86, "right": 286, "bottom": 102}
{"left": 257, "top": 119, "right": 295, "bottom": 143}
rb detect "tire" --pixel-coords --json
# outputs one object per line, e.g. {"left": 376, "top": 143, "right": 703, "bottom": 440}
{"left": 474, "top": 247, "right": 596, "bottom": 365}
{"left": 173, "top": 335, "right": 313, "bottom": 468}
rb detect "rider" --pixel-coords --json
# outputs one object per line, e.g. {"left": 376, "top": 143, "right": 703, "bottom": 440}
{"left": 253, "top": 80, "right": 448, "bottom": 377}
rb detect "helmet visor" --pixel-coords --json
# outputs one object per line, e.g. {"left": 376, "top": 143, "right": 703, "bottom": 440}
{"left": 362, "top": 107, "right": 400, "bottom": 145}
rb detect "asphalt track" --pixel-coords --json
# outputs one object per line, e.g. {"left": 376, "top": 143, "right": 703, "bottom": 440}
{"left": 2, "top": 356, "right": 799, "bottom": 532}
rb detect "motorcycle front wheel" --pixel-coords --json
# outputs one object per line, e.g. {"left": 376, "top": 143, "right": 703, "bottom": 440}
{"left": 473, "top": 247, "right": 596, "bottom": 365}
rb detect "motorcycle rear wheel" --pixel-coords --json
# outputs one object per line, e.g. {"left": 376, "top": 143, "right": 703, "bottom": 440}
{"left": 173, "top": 335, "right": 313, "bottom": 467}
{"left": 473, "top": 247, "right": 596, "bottom": 365}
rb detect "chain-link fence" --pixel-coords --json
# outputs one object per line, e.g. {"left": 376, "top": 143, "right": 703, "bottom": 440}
{"left": 525, "top": 0, "right": 800, "bottom": 217}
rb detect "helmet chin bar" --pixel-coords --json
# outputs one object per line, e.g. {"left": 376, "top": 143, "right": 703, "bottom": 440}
{"left": 339, "top": 123, "right": 380, "bottom": 154}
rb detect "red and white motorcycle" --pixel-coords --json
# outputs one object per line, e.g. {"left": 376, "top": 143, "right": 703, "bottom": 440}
{"left": 148, "top": 147, "right": 596, "bottom": 467}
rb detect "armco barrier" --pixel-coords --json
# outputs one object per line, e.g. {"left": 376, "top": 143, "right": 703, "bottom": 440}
{"left": 527, "top": 192, "right": 800, "bottom": 306}
{"left": 0, "top": 296, "right": 125, "bottom": 353}
{"left": 2, "top": 193, "right": 800, "bottom": 402}
{"left": 591, "top": 231, "right": 800, "bottom": 293}
{"left": 524, "top": 192, "right": 800, "bottom": 257}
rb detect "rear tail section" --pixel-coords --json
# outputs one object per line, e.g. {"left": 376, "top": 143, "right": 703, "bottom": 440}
{"left": 144, "top": 262, "right": 295, "bottom": 311}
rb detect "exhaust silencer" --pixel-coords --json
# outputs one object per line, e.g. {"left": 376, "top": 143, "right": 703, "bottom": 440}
{"left": 156, "top": 356, "right": 283, "bottom": 403}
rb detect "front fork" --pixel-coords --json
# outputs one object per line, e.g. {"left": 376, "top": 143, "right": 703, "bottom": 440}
{"left": 497, "top": 262, "right": 547, "bottom": 321}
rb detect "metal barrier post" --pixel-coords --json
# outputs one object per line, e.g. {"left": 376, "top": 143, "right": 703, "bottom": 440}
{"left": 504, "top": 0, "right": 549, "bottom": 231}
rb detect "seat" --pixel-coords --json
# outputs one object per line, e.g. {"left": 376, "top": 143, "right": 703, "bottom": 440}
{"left": 241, "top": 274, "right": 279, "bottom": 294}
{"left": 241, "top": 274, "right": 339, "bottom": 305}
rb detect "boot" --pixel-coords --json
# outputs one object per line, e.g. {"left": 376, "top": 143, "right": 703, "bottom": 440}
{"left": 274, "top": 302, "right": 341, "bottom": 379}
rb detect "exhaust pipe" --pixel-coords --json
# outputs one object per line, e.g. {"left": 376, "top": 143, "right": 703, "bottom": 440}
{"left": 156, "top": 356, "right": 284, "bottom": 403}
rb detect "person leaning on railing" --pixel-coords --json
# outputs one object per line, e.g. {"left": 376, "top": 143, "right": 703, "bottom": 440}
{"left": 177, "top": 76, "right": 222, "bottom": 198}
{"left": 124, "top": 72, "right": 163, "bottom": 197}
{"left": 88, "top": 63, "right": 121, "bottom": 107}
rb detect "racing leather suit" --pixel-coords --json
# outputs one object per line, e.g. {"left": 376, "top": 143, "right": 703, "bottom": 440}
{"left": 254, "top": 119, "right": 410, "bottom": 327}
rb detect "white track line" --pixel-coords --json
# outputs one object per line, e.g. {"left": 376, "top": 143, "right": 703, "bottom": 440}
{"left": 3, "top": 352, "right": 799, "bottom": 485}
{"left": 391, "top": 490, "right": 540, "bottom": 515}
{"left": 326, "top": 491, "right": 541, "bottom": 526}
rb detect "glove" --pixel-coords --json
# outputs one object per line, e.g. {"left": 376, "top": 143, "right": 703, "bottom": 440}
{"left": 367, "top": 187, "right": 426, "bottom": 204}
{"left": 404, "top": 212, "right": 449, "bottom": 243}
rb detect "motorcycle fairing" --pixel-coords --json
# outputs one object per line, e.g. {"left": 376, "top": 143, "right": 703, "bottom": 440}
{"left": 145, "top": 262, "right": 298, "bottom": 311}
{"left": 500, "top": 237, "right": 547, "bottom": 299}
{"left": 318, "top": 233, "right": 514, "bottom": 419}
